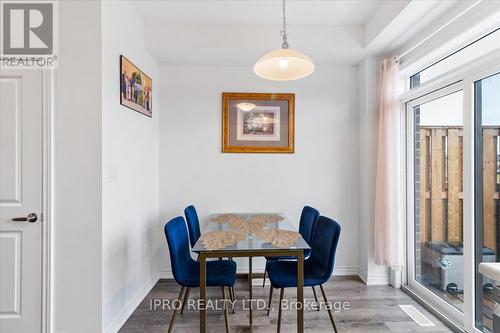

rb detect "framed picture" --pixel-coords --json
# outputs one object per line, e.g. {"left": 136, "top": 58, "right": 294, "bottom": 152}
{"left": 222, "top": 92, "right": 294, "bottom": 153}
{"left": 120, "top": 55, "right": 152, "bottom": 117}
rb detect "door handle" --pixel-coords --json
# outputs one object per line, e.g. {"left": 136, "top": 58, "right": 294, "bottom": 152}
{"left": 12, "top": 213, "right": 38, "bottom": 223}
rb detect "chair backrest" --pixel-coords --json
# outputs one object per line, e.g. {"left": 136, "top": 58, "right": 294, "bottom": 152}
{"left": 309, "top": 216, "right": 341, "bottom": 280}
{"left": 184, "top": 205, "right": 201, "bottom": 248}
{"left": 164, "top": 216, "right": 196, "bottom": 286}
{"left": 298, "top": 206, "right": 320, "bottom": 245}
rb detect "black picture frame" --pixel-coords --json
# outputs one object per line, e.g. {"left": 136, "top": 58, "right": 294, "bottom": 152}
{"left": 119, "top": 55, "right": 153, "bottom": 117}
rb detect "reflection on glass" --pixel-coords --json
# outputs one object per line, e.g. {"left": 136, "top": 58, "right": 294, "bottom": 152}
{"left": 414, "top": 90, "right": 464, "bottom": 312}
{"left": 475, "top": 72, "right": 500, "bottom": 333}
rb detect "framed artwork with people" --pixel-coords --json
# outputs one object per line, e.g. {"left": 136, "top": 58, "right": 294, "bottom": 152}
{"left": 120, "top": 55, "right": 153, "bottom": 117}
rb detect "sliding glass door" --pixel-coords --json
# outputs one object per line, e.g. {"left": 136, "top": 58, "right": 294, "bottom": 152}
{"left": 474, "top": 71, "right": 500, "bottom": 333}
{"left": 405, "top": 58, "right": 500, "bottom": 333}
{"left": 407, "top": 84, "right": 465, "bottom": 324}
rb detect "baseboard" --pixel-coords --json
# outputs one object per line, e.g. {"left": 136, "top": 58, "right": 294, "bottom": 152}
{"left": 333, "top": 266, "right": 359, "bottom": 276}
{"left": 358, "top": 269, "right": 368, "bottom": 284}
{"left": 104, "top": 273, "right": 159, "bottom": 333}
{"left": 358, "top": 269, "right": 389, "bottom": 285}
{"left": 159, "top": 271, "right": 173, "bottom": 279}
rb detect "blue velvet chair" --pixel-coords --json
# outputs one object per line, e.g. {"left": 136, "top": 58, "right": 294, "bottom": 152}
{"left": 184, "top": 205, "right": 201, "bottom": 248}
{"left": 262, "top": 206, "right": 320, "bottom": 301}
{"left": 266, "top": 216, "right": 341, "bottom": 333}
{"left": 184, "top": 205, "right": 236, "bottom": 312}
{"left": 164, "top": 216, "right": 236, "bottom": 333}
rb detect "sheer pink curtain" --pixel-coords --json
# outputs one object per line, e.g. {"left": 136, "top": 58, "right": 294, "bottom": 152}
{"left": 374, "top": 58, "right": 404, "bottom": 268}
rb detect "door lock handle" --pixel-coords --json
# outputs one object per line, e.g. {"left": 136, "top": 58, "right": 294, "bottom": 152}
{"left": 12, "top": 213, "right": 38, "bottom": 223}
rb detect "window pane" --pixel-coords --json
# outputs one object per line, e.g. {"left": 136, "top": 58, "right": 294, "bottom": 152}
{"left": 414, "top": 90, "right": 464, "bottom": 312}
{"left": 475, "top": 72, "right": 500, "bottom": 333}
{"left": 411, "top": 28, "right": 500, "bottom": 88}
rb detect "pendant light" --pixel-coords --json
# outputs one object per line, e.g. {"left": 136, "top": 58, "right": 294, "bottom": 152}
{"left": 253, "top": 0, "right": 314, "bottom": 81}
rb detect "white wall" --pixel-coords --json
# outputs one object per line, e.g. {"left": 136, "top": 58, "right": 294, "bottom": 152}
{"left": 101, "top": 1, "right": 160, "bottom": 332}
{"left": 357, "top": 57, "right": 389, "bottom": 285}
{"left": 52, "top": 1, "right": 102, "bottom": 332}
{"left": 159, "top": 65, "right": 359, "bottom": 275}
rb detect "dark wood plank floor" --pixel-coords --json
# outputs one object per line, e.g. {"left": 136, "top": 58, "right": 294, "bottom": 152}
{"left": 120, "top": 276, "right": 453, "bottom": 333}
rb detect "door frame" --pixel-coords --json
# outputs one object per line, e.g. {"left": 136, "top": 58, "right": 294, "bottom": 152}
{"left": 400, "top": 49, "right": 500, "bottom": 333}
{"left": 41, "top": 69, "right": 53, "bottom": 333}
{"left": 464, "top": 62, "right": 500, "bottom": 333}
{"left": 404, "top": 82, "right": 465, "bottom": 326}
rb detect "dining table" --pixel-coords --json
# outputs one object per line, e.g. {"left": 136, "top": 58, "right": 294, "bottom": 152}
{"left": 192, "top": 212, "right": 310, "bottom": 333}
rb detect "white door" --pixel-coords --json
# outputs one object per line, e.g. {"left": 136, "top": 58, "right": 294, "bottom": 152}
{"left": 0, "top": 69, "right": 43, "bottom": 333}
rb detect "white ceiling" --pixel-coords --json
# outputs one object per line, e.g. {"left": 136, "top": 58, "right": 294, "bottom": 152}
{"left": 131, "top": 0, "right": 462, "bottom": 66}
{"left": 132, "top": 0, "right": 384, "bottom": 26}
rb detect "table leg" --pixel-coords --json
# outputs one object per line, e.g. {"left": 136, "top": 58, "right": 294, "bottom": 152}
{"left": 297, "top": 251, "right": 304, "bottom": 333}
{"left": 199, "top": 254, "right": 207, "bottom": 333}
{"left": 249, "top": 256, "right": 253, "bottom": 332}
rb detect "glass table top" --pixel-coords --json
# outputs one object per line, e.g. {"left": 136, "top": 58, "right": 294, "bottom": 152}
{"left": 192, "top": 213, "right": 310, "bottom": 253}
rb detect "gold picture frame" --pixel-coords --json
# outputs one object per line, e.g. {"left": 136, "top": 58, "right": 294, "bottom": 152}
{"left": 222, "top": 92, "right": 295, "bottom": 153}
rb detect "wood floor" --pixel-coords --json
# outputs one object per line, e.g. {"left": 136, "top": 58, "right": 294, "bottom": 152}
{"left": 119, "top": 276, "right": 454, "bottom": 333}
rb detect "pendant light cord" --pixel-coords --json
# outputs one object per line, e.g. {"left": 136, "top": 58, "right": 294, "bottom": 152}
{"left": 280, "top": 0, "right": 289, "bottom": 49}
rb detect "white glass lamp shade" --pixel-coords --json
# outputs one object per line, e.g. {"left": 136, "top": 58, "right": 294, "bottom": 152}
{"left": 253, "top": 48, "right": 314, "bottom": 81}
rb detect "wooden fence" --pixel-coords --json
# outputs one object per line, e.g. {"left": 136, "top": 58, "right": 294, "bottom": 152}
{"left": 419, "top": 126, "right": 500, "bottom": 250}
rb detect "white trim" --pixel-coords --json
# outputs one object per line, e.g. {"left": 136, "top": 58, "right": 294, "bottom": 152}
{"left": 462, "top": 67, "right": 475, "bottom": 333}
{"left": 41, "top": 69, "right": 53, "bottom": 333}
{"left": 400, "top": 49, "right": 500, "bottom": 104}
{"left": 399, "top": 1, "right": 500, "bottom": 76}
{"left": 334, "top": 266, "right": 359, "bottom": 276}
{"left": 401, "top": 95, "right": 409, "bottom": 289}
{"left": 404, "top": 91, "right": 414, "bottom": 292}
{"left": 395, "top": 1, "right": 482, "bottom": 64}
{"left": 159, "top": 271, "right": 173, "bottom": 279}
{"left": 357, "top": 270, "right": 389, "bottom": 286}
{"left": 104, "top": 274, "right": 159, "bottom": 333}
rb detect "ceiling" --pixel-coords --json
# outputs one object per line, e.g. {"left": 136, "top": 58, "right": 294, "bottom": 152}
{"left": 131, "top": 0, "right": 463, "bottom": 66}
{"left": 132, "top": 0, "right": 384, "bottom": 26}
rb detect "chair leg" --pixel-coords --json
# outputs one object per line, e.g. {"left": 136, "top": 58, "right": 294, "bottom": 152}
{"left": 225, "top": 257, "right": 236, "bottom": 314}
{"left": 229, "top": 286, "right": 235, "bottom": 314}
{"left": 312, "top": 286, "right": 320, "bottom": 311}
{"left": 222, "top": 287, "right": 230, "bottom": 333}
{"left": 262, "top": 267, "right": 267, "bottom": 287}
{"left": 168, "top": 286, "right": 185, "bottom": 333}
{"left": 267, "top": 286, "right": 273, "bottom": 315}
{"left": 180, "top": 287, "right": 190, "bottom": 315}
{"left": 319, "top": 284, "right": 338, "bottom": 333}
{"left": 277, "top": 288, "right": 284, "bottom": 333}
